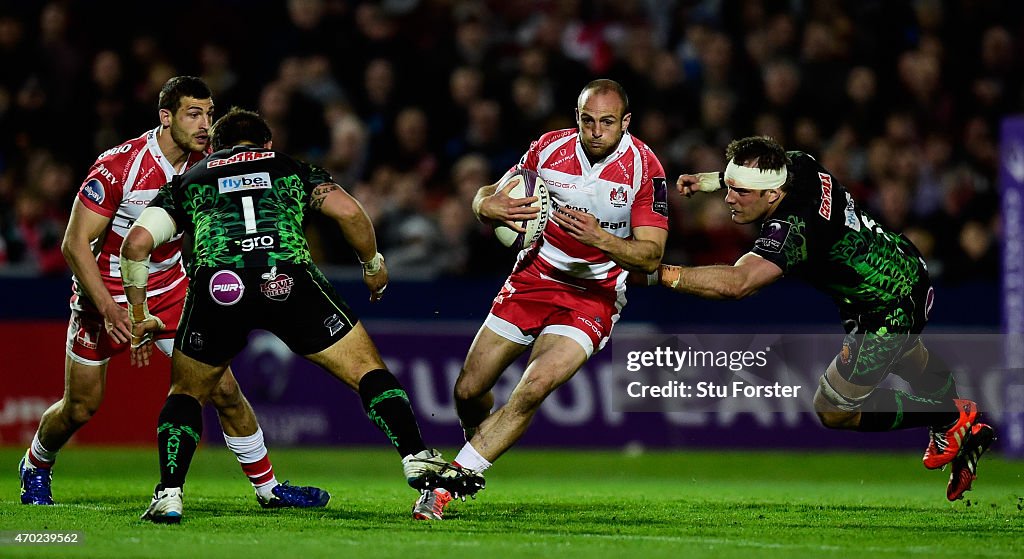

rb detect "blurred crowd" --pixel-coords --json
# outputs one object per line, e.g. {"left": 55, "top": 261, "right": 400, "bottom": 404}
{"left": 0, "top": 0, "right": 1018, "bottom": 283}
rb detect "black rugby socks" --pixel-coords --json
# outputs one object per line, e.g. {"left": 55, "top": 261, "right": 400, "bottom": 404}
{"left": 358, "top": 369, "right": 427, "bottom": 457}
{"left": 156, "top": 394, "right": 203, "bottom": 489}
{"left": 856, "top": 388, "right": 958, "bottom": 431}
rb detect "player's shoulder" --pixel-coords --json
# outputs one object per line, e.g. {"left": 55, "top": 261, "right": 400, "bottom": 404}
{"left": 788, "top": 151, "right": 830, "bottom": 176}
{"left": 93, "top": 130, "right": 148, "bottom": 170}
{"left": 624, "top": 133, "right": 665, "bottom": 174}
{"left": 625, "top": 134, "right": 660, "bottom": 159}
{"left": 78, "top": 131, "right": 151, "bottom": 206}
{"left": 787, "top": 151, "right": 842, "bottom": 196}
{"left": 533, "top": 128, "right": 577, "bottom": 151}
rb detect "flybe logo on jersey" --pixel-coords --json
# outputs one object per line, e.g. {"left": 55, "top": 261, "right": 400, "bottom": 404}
{"left": 218, "top": 172, "right": 272, "bottom": 193}
{"left": 209, "top": 151, "right": 276, "bottom": 168}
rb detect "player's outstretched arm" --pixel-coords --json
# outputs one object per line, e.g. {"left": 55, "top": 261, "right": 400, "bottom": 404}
{"left": 63, "top": 198, "right": 131, "bottom": 344}
{"left": 677, "top": 172, "right": 723, "bottom": 198}
{"left": 659, "top": 252, "right": 783, "bottom": 300}
{"left": 311, "top": 182, "right": 388, "bottom": 302}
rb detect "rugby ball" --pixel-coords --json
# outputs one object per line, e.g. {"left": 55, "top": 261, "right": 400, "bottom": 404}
{"left": 494, "top": 169, "right": 550, "bottom": 250}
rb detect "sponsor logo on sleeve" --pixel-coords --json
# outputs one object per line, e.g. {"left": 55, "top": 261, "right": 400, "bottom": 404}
{"left": 217, "top": 172, "right": 272, "bottom": 193}
{"left": 652, "top": 177, "right": 668, "bottom": 217}
{"left": 82, "top": 179, "right": 105, "bottom": 204}
{"left": 817, "top": 172, "right": 833, "bottom": 219}
{"left": 843, "top": 192, "right": 860, "bottom": 231}
{"left": 96, "top": 163, "right": 118, "bottom": 185}
{"left": 755, "top": 219, "right": 791, "bottom": 253}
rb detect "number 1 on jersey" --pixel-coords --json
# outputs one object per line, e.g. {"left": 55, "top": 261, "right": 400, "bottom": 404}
{"left": 242, "top": 195, "right": 257, "bottom": 234}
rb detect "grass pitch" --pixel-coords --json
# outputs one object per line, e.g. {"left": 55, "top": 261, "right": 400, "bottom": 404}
{"left": 0, "top": 446, "right": 1021, "bottom": 558}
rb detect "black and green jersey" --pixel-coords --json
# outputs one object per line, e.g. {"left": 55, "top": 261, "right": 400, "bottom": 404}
{"left": 151, "top": 146, "right": 332, "bottom": 273}
{"left": 750, "top": 151, "right": 926, "bottom": 314}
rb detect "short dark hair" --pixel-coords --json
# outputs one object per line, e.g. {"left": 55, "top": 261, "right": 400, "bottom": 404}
{"left": 725, "top": 136, "right": 790, "bottom": 169}
{"left": 158, "top": 76, "right": 212, "bottom": 113}
{"left": 210, "top": 107, "right": 272, "bottom": 151}
{"left": 578, "top": 79, "right": 630, "bottom": 117}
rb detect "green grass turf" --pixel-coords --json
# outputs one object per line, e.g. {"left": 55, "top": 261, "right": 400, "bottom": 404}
{"left": 0, "top": 446, "right": 1021, "bottom": 558}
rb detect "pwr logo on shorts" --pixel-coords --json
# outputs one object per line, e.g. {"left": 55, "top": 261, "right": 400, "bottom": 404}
{"left": 209, "top": 270, "right": 245, "bottom": 305}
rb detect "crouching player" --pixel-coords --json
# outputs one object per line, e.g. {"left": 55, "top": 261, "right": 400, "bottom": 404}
{"left": 121, "top": 107, "right": 482, "bottom": 523}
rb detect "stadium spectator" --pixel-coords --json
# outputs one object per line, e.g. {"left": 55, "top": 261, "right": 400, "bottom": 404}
{"left": 0, "top": 0, "right": 1016, "bottom": 286}
{"left": 446, "top": 79, "right": 668, "bottom": 516}
{"left": 449, "top": 152, "right": 515, "bottom": 277}
{"left": 654, "top": 136, "right": 994, "bottom": 502}
{"left": 119, "top": 107, "right": 482, "bottom": 523}
{"left": 18, "top": 77, "right": 328, "bottom": 512}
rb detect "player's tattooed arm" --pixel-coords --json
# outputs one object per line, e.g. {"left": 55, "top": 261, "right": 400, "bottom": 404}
{"left": 309, "top": 182, "right": 342, "bottom": 211}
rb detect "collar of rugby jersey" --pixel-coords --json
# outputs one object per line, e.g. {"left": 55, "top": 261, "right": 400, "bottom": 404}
{"left": 575, "top": 131, "right": 632, "bottom": 177}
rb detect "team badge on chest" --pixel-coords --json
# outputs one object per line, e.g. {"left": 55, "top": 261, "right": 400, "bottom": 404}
{"left": 609, "top": 185, "right": 628, "bottom": 208}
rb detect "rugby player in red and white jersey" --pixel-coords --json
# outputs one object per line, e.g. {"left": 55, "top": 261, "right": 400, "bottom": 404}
{"left": 412, "top": 79, "right": 668, "bottom": 520}
{"left": 19, "top": 76, "right": 328, "bottom": 510}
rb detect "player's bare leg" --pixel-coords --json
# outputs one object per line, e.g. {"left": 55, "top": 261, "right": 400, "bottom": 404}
{"left": 208, "top": 366, "right": 324, "bottom": 507}
{"left": 306, "top": 322, "right": 481, "bottom": 497}
{"left": 21, "top": 358, "right": 107, "bottom": 505}
{"left": 37, "top": 357, "right": 108, "bottom": 453}
{"left": 304, "top": 322, "right": 388, "bottom": 388}
{"left": 813, "top": 357, "right": 870, "bottom": 429}
{"left": 210, "top": 368, "right": 258, "bottom": 436}
{"left": 454, "top": 326, "right": 530, "bottom": 440}
{"left": 463, "top": 333, "right": 588, "bottom": 464}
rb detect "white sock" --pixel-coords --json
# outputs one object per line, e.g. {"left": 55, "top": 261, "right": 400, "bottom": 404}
{"left": 223, "top": 428, "right": 269, "bottom": 463}
{"left": 223, "top": 428, "right": 278, "bottom": 500}
{"left": 453, "top": 442, "right": 492, "bottom": 472}
{"left": 27, "top": 432, "right": 57, "bottom": 468}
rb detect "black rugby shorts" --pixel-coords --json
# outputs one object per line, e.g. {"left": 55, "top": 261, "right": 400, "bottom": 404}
{"left": 175, "top": 263, "right": 358, "bottom": 365}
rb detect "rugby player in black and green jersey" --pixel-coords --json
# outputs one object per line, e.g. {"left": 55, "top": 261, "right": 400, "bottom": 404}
{"left": 119, "top": 107, "right": 482, "bottom": 523}
{"left": 654, "top": 136, "right": 993, "bottom": 501}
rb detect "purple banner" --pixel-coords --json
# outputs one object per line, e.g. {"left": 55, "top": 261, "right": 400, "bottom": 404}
{"left": 1000, "top": 115, "right": 1024, "bottom": 457}
{"left": 203, "top": 325, "right": 1013, "bottom": 452}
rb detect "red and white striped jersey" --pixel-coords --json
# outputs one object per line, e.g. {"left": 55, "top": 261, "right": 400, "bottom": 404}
{"left": 72, "top": 126, "right": 206, "bottom": 305}
{"left": 512, "top": 128, "right": 669, "bottom": 293}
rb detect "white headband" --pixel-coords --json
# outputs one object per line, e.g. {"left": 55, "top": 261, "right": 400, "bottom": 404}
{"left": 724, "top": 160, "right": 787, "bottom": 190}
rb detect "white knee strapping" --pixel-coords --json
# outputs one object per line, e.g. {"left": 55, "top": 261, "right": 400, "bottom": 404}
{"left": 818, "top": 374, "right": 873, "bottom": 412}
